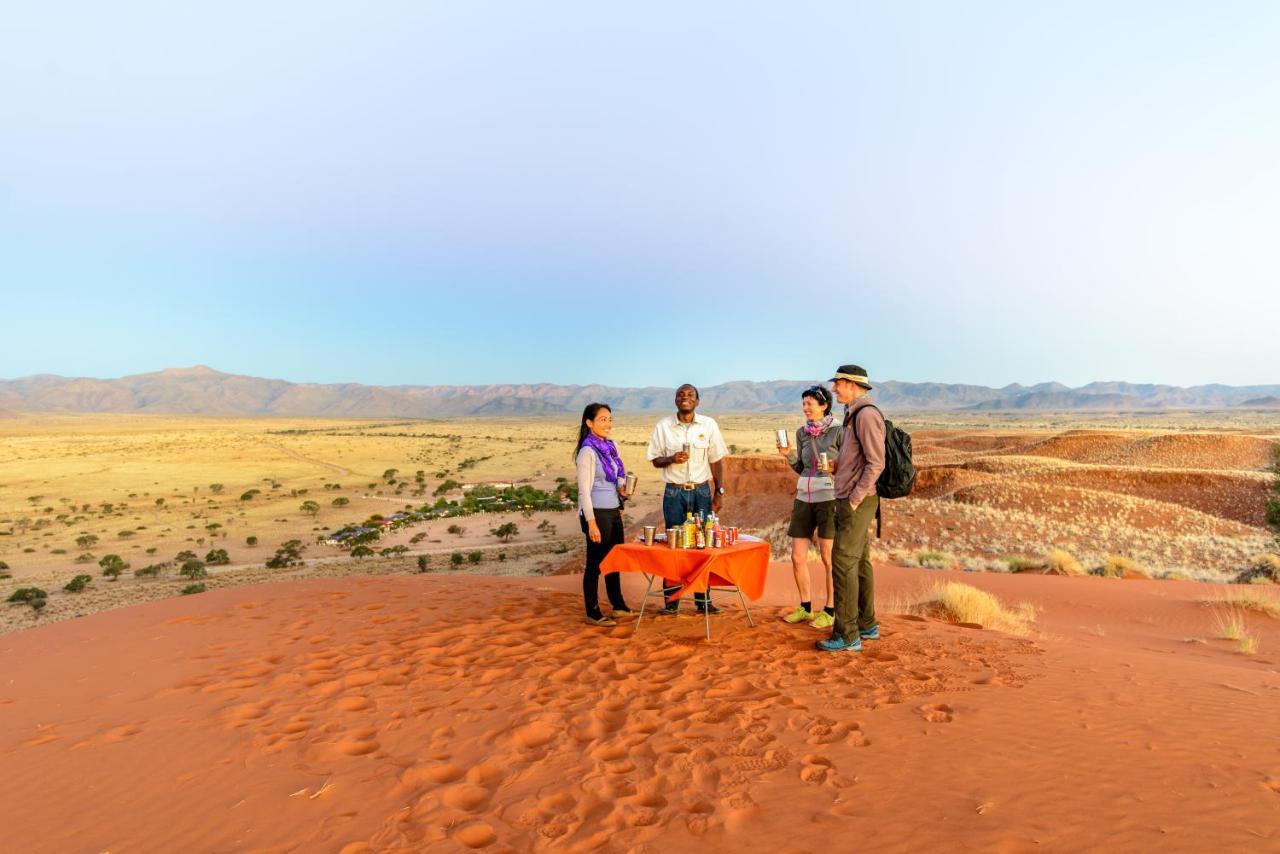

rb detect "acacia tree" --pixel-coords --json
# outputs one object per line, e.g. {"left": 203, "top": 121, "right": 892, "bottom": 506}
{"left": 491, "top": 522, "right": 519, "bottom": 542}
{"left": 300, "top": 500, "right": 321, "bottom": 516}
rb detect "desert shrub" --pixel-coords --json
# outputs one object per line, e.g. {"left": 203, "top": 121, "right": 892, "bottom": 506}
{"left": 447, "top": 524, "right": 466, "bottom": 536}
{"left": 134, "top": 564, "right": 163, "bottom": 578}
{"left": 537, "top": 520, "right": 555, "bottom": 533}
{"left": 205, "top": 548, "right": 231, "bottom": 565}
{"left": 331, "top": 497, "right": 349, "bottom": 507}
{"left": 498, "top": 552, "right": 506, "bottom": 562}
{"left": 0, "top": 560, "right": 8, "bottom": 572}
{"left": 179, "top": 559, "right": 208, "bottom": 580}
{"left": 917, "top": 551, "right": 953, "bottom": 570}
{"left": 1212, "top": 605, "right": 1246, "bottom": 641}
{"left": 8, "top": 587, "right": 47, "bottom": 603}
{"left": 174, "top": 550, "right": 197, "bottom": 562}
{"left": 117, "top": 530, "right": 135, "bottom": 539}
{"left": 999, "top": 556, "right": 1044, "bottom": 573}
{"left": 912, "top": 582, "right": 1035, "bottom": 636}
{"left": 409, "top": 532, "right": 426, "bottom": 545}
{"left": 416, "top": 555, "right": 430, "bottom": 573}
{"left": 1235, "top": 553, "right": 1280, "bottom": 585}
{"left": 240, "top": 489, "right": 260, "bottom": 501}
{"left": 491, "top": 522, "right": 519, "bottom": 542}
{"left": 64, "top": 574, "right": 93, "bottom": 593}
{"left": 246, "top": 536, "right": 258, "bottom": 546}
{"left": 74, "top": 552, "right": 96, "bottom": 564}
{"left": 351, "top": 545, "right": 374, "bottom": 559}
{"left": 181, "top": 583, "right": 207, "bottom": 595}
{"left": 1044, "top": 548, "right": 1084, "bottom": 576}
{"left": 75, "top": 534, "right": 99, "bottom": 549}
{"left": 450, "top": 551, "right": 464, "bottom": 567}
{"left": 380, "top": 545, "right": 409, "bottom": 558}
{"left": 300, "top": 500, "right": 320, "bottom": 516}
{"left": 467, "top": 551, "right": 483, "bottom": 564}
{"left": 1094, "top": 555, "right": 1149, "bottom": 579}
{"left": 209, "top": 483, "right": 224, "bottom": 494}
{"left": 266, "top": 539, "right": 305, "bottom": 568}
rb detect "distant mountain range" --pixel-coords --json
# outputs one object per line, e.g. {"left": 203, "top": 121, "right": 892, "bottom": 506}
{"left": 1, "top": 367, "right": 1278, "bottom": 417}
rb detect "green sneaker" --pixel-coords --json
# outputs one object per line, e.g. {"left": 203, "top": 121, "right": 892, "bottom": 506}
{"left": 810, "top": 611, "right": 834, "bottom": 630}
{"left": 782, "top": 606, "right": 814, "bottom": 624}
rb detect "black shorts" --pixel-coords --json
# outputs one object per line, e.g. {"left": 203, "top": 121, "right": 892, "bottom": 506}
{"left": 787, "top": 498, "right": 837, "bottom": 540}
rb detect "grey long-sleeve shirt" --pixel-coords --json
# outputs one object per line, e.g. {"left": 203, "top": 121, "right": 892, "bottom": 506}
{"left": 786, "top": 424, "right": 844, "bottom": 503}
{"left": 834, "top": 398, "right": 886, "bottom": 507}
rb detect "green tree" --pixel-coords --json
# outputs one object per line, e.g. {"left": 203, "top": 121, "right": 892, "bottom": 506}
{"left": 416, "top": 555, "right": 430, "bottom": 573}
{"left": 450, "top": 551, "right": 464, "bottom": 567}
{"left": 300, "top": 500, "right": 321, "bottom": 516}
{"left": 205, "top": 548, "right": 231, "bottom": 565}
{"left": 209, "top": 483, "right": 224, "bottom": 494}
{"left": 75, "top": 533, "right": 99, "bottom": 549}
{"left": 179, "top": 559, "right": 208, "bottom": 580}
{"left": 467, "top": 550, "right": 483, "bottom": 564}
{"left": 351, "top": 545, "right": 374, "bottom": 559}
{"left": 99, "top": 554, "right": 129, "bottom": 580}
{"left": 383, "top": 468, "right": 399, "bottom": 482}
{"left": 491, "top": 522, "right": 519, "bottom": 542}
{"left": 246, "top": 536, "right": 259, "bottom": 546}
{"left": 331, "top": 497, "right": 350, "bottom": 507}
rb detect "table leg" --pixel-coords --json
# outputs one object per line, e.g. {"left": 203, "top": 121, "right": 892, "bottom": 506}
{"left": 736, "top": 586, "right": 755, "bottom": 627}
{"left": 636, "top": 573, "right": 656, "bottom": 631}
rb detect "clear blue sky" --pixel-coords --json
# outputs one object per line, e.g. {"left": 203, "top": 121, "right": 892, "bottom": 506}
{"left": 2, "top": 2, "right": 1278, "bottom": 388}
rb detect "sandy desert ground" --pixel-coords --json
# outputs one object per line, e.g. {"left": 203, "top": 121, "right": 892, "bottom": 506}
{"left": 2, "top": 561, "right": 1279, "bottom": 851}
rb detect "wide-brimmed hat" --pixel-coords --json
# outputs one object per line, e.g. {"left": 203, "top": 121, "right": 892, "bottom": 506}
{"left": 828, "top": 364, "right": 872, "bottom": 390}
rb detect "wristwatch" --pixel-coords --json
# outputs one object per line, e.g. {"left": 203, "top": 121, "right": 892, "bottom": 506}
{"left": 715, "top": 487, "right": 726, "bottom": 496}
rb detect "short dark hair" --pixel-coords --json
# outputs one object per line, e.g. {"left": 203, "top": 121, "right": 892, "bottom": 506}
{"left": 676, "top": 383, "right": 700, "bottom": 400}
{"left": 802, "top": 384, "right": 832, "bottom": 416}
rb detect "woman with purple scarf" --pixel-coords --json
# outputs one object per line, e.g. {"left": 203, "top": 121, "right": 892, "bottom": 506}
{"left": 575, "top": 403, "right": 635, "bottom": 626}
{"left": 775, "top": 385, "right": 844, "bottom": 630}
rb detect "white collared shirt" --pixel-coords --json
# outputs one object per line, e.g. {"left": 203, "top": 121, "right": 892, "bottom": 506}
{"left": 646, "top": 413, "right": 728, "bottom": 485}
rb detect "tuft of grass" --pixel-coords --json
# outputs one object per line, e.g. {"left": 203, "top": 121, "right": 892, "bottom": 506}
{"left": 1212, "top": 606, "right": 1246, "bottom": 641}
{"left": 1096, "top": 555, "right": 1148, "bottom": 579}
{"left": 1044, "top": 548, "right": 1084, "bottom": 576}
{"left": 911, "top": 582, "right": 1036, "bottom": 636}
{"left": 916, "top": 551, "right": 953, "bottom": 570}
{"left": 1238, "top": 634, "right": 1259, "bottom": 655}
{"left": 181, "top": 583, "right": 207, "bottom": 595}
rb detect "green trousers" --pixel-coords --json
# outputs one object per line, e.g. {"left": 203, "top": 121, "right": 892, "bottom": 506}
{"left": 832, "top": 494, "right": 879, "bottom": 643}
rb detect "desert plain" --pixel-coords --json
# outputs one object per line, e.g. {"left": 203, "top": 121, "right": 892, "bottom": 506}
{"left": 1, "top": 410, "right": 1279, "bottom": 851}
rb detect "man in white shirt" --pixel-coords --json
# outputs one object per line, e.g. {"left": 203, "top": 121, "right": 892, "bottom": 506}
{"left": 646, "top": 383, "right": 729, "bottom": 614}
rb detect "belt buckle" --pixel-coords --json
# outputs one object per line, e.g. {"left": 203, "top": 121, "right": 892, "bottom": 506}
{"left": 681, "top": 482, "right": 696, "bottom": 491}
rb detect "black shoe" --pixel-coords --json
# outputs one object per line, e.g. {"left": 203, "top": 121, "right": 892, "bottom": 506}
{"left": 657, "top": 604, "right": 680, "bottom": 617}
{"left": 696, "top": 603, "right": 723, "bottom": 616}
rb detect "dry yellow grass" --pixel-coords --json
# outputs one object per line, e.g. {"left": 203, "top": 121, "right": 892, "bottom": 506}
{"left": 1201, "top": 589, "right": 1280, "bottom": 620}
{"left": 1212, "top": 606, "right": 1247, "bottom": 641}
{"left": 1044, "top": 548, "right": 1085, "bottom": 576}
{"left": 911, "top": 581, "right": 1036, "bottom": 636}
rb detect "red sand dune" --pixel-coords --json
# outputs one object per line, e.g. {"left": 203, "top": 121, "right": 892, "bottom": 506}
{"left": 1, "top": 567, "right": 1278, "bottom": 851}
{"left": 1025, "top": 468, "right": 1271, "bottom": 527}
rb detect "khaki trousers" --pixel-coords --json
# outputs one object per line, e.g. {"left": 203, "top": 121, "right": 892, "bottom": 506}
{"left": 832, "top": 494, "right": 879, "bottom": 643}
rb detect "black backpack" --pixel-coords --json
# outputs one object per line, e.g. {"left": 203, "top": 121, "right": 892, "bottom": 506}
{"left": 852, "top": 404, "right": 916, "bottom": 535}
{"left": 854, "top": 404, "right": 916, "bottom": 499}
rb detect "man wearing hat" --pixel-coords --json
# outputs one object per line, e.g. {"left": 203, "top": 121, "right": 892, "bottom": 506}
{"left": 816, "top": 365, "right": 885, "bottom": 652}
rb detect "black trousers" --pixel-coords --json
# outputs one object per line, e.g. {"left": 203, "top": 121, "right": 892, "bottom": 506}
{"left": 580, "top": 508, "right": 628, "bottom": 617}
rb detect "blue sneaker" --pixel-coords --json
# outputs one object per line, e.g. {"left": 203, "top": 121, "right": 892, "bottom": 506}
{"left": 815, "top": 635, "right": 863, "bottom": 653}
{"left": 859, "top": 625, "right": 880, "bottom": 641}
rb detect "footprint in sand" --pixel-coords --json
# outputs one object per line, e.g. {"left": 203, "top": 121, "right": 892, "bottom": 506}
{"left": 453, "top": 823, "right": 497, "bottom": 848}
{"left": 921, "top": 702, "right": 955, "bottom": 723}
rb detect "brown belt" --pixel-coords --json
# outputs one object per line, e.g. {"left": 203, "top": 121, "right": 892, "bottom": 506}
{"left": 675, "top": 481, "right": 708, "bottom": 492}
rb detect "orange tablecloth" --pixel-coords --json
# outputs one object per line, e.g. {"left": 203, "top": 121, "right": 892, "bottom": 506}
{"left": 601, "top": 540, "right": 770, "bottom": 601}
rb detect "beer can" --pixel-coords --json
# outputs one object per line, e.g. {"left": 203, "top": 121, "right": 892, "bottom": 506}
{"left": 666, "top": 528, "right": 678, "bottom": 549}
{"left": 713, "top": 530, "right": 724, "bottom": 548}
{"left": 819, "top": 452, "right": 829, "bottom": 471}
{"left": 625, "top": 472, "right": 638, "bottom": 494}
{"left": 776, "top": 429, "right": 789, "bottom": 448}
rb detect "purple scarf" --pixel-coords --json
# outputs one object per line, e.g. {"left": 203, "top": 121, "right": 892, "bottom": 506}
{"left": 581, "top": 434, "right": 625, "bottom": 483}
{"left": 803, "top": 415, "right": 835, "bottom": 437}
